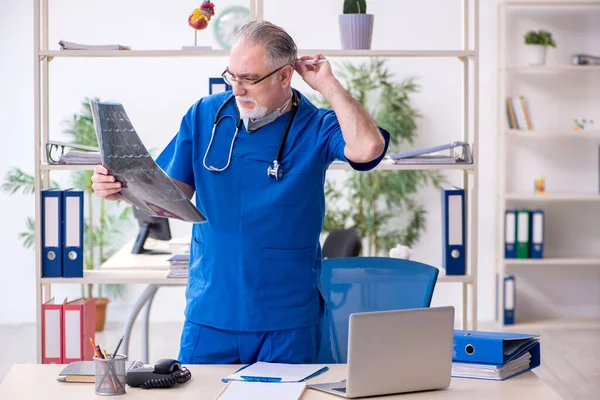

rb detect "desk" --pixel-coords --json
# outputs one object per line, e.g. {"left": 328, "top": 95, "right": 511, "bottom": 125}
{"left": 0, "top": 364, "right": 561, "bottom": 400}
{"left": 101, "top": 238, "right": 188, "bottom": 363}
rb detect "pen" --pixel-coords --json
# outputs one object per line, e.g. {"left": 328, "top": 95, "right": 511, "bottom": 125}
{"left": 299, "top": 59, "right": 329, "bottom": 65}
{"left": 111, "top": 335, "right": 124, "bottom": 359}
{"left": 240, "top": 376, "right": 282, "bottom": 383}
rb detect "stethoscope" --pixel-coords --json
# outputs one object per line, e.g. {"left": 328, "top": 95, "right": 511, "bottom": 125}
{"left": 202, "top": 90, "right": 300, "bottom": 181}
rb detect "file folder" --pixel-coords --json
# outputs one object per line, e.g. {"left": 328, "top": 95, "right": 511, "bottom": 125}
{"left": 440, "top": 185, "right": 466, "bottom": 275}
{"left": 529, "top": 210, "right": 544, "bottom": 259}
{"left": 504, "top": 209, "right": 516, "bottom": 258}
{"left": 452, "top": 330, "right": 539, "bottom": 366}
{"left": 62, "top": 298, "right": 96, "bottom": 364}
{"left": 503, "top": 274, "right": 516, "bottom": 325}
{"left": 41, "top": 189, "right": 64, "bottom": 277}
{"left": 62, "top": 189, "right": 84, "bottom": 277}
{"left": 42, "top": 298, "right": 65, "bottom": 364}
{"left": 516, "top": 209, "right": 530, "bottom": 258}
{"left": 209, "top": 77, "right": 232, "bottom": 95}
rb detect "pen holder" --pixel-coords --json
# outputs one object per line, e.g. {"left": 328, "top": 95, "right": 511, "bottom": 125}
{"left": 94, "top": 354, "right": 127, "bottom": 396}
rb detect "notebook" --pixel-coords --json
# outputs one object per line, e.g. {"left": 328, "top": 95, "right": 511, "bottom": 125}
{"left": 57, "top": 360, "right": 141, "bottom": 383}
{"left": 216, "top": 381, "right": 306, "bottom": 400}
{"left": 222, "top": 362, "right": 328, "bottom": 383}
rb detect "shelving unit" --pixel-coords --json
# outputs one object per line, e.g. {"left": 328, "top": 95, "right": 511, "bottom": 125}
{"left": 33, "top": 0, "right": 480, "bottom": 362}
{"left": 497, "top": 0, "right": 600, "bottom": 326}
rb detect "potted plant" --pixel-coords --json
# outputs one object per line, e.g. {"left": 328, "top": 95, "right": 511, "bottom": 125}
{"left": 524, "top": 29, "right": 556, "bottom": 65}
{"left": 312, "top": 59, "right": 446, "bottom": 255}
{"left": 338, "top": 0, "right": 374, "bottom": 50}
{"left": 1, "top": 97, "right": 133, "bottom": 331}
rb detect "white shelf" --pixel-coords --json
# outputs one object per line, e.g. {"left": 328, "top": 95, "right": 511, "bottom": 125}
{"left": 504, "top": 65, "right": 600, "bottom": 71}
{"left": 39, "top": 49, "right": 475, "bottom": 59}
{"left": 330, "top": 161, "right": 474, "bottom": 171}
{"left": 506, "top": 129, "right": 600, "bottom": 138}
{"left": 40, "top": 269, "right": 472, "bottom": 285}
{"left": 504, "top": 257, "right": 600, "bottom": 266}
{"left": 40, "top": 163, "right": 96, "bottom": 171}
{"left": 41, "top": 162, "right": 475, "bottom": 172}
{"left": 505, "top": 193, "right": 600, "bottom": 201}
{"left": 40, "top": 270, "right": 183, "bottom": 285}
{"left": 504, "top": 1, "right": 600, "bottom": 7}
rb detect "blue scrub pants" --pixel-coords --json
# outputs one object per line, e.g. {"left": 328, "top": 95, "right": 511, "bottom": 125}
{"left": 178, "top": 320, "right": 321, "bottom": 364}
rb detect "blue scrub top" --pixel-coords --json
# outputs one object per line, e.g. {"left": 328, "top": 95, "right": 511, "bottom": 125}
{"left": 156, "top": 90, "right": 390, "bottom": 332}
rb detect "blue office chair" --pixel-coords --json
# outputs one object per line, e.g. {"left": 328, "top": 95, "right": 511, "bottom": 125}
{"left": 317, "top": 257, "right": 439, "bottom": 364}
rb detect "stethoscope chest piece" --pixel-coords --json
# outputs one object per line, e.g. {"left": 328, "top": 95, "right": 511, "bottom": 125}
{"left": 267, "top": 161, "right": 283, "bottom": 180}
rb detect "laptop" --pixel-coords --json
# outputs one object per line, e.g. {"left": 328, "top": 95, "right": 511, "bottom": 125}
{"left": 308, "top": 306, "right": 455, "bottom": 398}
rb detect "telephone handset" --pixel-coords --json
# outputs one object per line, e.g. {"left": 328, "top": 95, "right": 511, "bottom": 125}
{"left": 126, "top": 358, "right": 192, "bottom": 389}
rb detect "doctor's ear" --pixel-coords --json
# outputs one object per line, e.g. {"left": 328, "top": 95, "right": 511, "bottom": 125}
{"left": 278, "top": 65, "right": 294, "bottom": 87}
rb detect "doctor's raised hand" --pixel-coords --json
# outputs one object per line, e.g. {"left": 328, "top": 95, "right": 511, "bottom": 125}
{"left": 295, "top": 53, "right": 386, "bottom": 164}
{"left": 294, "top": 54, "right": 336, "bottom": 94}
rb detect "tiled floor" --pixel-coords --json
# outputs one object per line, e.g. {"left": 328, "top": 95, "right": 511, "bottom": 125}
{"left": 1, "top": 320, "right": 599, "bottom": 399}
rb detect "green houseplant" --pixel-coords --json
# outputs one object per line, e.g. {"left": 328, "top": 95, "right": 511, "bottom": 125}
{"left": 314, "top": 59, "right": 445, "bottom": 256}
{"left": 524, "top": 30, "right": 556, "bottom": 65}
{"left": 339, "top": 0, "right": 374, "bottom": 50}
{"left": 1, "top": 97, "right": 133, "bottom": 331}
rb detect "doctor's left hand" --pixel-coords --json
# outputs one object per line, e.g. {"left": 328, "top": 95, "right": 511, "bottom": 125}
{"left": 295, "top": 54, "right": 337, "bottom": 94}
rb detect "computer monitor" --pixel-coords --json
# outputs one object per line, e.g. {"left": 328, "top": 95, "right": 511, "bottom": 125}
{"left": 131, "top": 207, "right": 172, "bottom": 255}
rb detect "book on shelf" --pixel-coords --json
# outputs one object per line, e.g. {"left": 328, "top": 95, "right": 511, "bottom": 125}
{"left": 506, "top": 96, "right": 533, "bottom": 131}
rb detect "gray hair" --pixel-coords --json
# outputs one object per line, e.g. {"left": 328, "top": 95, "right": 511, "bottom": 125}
{"left": 235, "top": 21, "right": 297, "bottom": 69}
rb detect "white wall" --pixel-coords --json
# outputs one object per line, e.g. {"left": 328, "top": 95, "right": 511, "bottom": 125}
{"left": 2, "top": 0, "right": 586, "bottom": 328}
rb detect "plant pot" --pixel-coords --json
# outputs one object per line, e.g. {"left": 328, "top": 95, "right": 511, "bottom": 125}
{"left": 95, "top": 297, "right": 110, "bottom": 332}
{"left": 338, "top": 14, "right": 374, "bottom": 50}
{"left": 527, "top": 44, "right": 547, "bottom": 65}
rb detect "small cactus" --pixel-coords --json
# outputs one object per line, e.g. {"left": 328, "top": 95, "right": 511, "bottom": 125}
{"left": 343, "top": 0, "right": 367, "bottom": 14}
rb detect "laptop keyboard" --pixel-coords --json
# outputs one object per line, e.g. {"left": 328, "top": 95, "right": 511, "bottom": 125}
{"left": 332, "top": 387, "right": 347, "bottom": 393}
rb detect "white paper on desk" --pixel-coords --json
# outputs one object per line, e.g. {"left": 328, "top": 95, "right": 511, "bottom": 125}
{"left": 217, "top": 381, "right": 306, "bottom": 400}
{"left": 222, "top": 361, "right": 327, "bottom": 383}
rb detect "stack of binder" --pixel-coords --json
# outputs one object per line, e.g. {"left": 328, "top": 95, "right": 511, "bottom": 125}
{"left": 42, "top": 297, "right": 96, "bottom": 364}
{"left": 41, "top": 189, "right": 84, "bottom": 277}
{"left": 504, "top": 209, "right": 544, "bottom": 259}
{"left": 451, "top": 330, "right": 540, "bottom": 381}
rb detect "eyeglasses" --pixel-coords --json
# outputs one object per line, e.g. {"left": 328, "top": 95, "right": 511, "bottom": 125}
{"left": 221, "top": 64, "right": 289, "bottom": 87}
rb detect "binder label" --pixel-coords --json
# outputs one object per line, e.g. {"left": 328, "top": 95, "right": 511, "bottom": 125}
{"left": 517, "top": 212, "right": 529, "bottom": 241}
{"left": 65, "top": 197, "right": 81, "bottom": 246}
{"left": 448, "top": 195, "right": 463, "bottom": 245}
{"left": 532, "top": 213, "right": 543, "bottom": 244}
{"left": 505, "top": 212, "right": 515, "bottom": 243}
{"left": 505, "top": 279, "right": 515, "bottom": 309}
{"left": 64, "top": 310, "right": 82, "bottom": 360}
{"left": 44, "top": 197, "right": 60, "bottom": 246}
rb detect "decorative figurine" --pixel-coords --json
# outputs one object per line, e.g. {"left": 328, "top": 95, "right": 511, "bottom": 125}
{"left": 535, "top": 177, "right": 545, "bottom": 195}
{"left": 188, "top": 1, "right": 216, "bottom": 47}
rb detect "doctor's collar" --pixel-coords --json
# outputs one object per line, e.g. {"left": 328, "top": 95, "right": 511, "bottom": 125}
{"left": 243, "top": 89, "right": 299, "bottom": 132}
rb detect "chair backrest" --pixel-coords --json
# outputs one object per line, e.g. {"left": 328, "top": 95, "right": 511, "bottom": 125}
{"left": 322, "top": 229, "right": 362, "bottom": 259}
{"left": 317, "top": 257, "right": 439, "bottom": 364}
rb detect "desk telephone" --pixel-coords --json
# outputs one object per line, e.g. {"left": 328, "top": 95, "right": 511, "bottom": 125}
{"left": 126, "top": 358, "right": 191, "bottom": 389}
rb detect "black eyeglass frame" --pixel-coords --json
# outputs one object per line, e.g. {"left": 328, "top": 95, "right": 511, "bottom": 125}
{"left": 221, "top": 64, "right": 290, "bottom": 86}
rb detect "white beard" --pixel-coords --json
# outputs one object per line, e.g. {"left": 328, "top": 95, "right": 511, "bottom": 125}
{"left": 236, "top": 96, "right": 269, "bottom": 120}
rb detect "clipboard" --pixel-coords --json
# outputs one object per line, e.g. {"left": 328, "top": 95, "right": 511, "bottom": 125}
{"left": 387, "top": 141, "right": 473, "bottom": 164}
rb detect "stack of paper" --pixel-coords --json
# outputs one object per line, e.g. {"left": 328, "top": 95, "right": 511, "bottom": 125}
{"left": 57, "top": 150, "right": 101, "bottom": 165}
{"left": 167, "top": 254, "right": 189, "bottom": 278}
{"left": 59, "top": 40, "right": 131, "bottom": 50}
{"left": 222, "top": 362, "right": 328, "bottom": 383}
{"left": 452, "top": 352, "right": 532, "bottom": 380}
{"left": 217, "top": 381, "right": 306, "bottom": 400}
